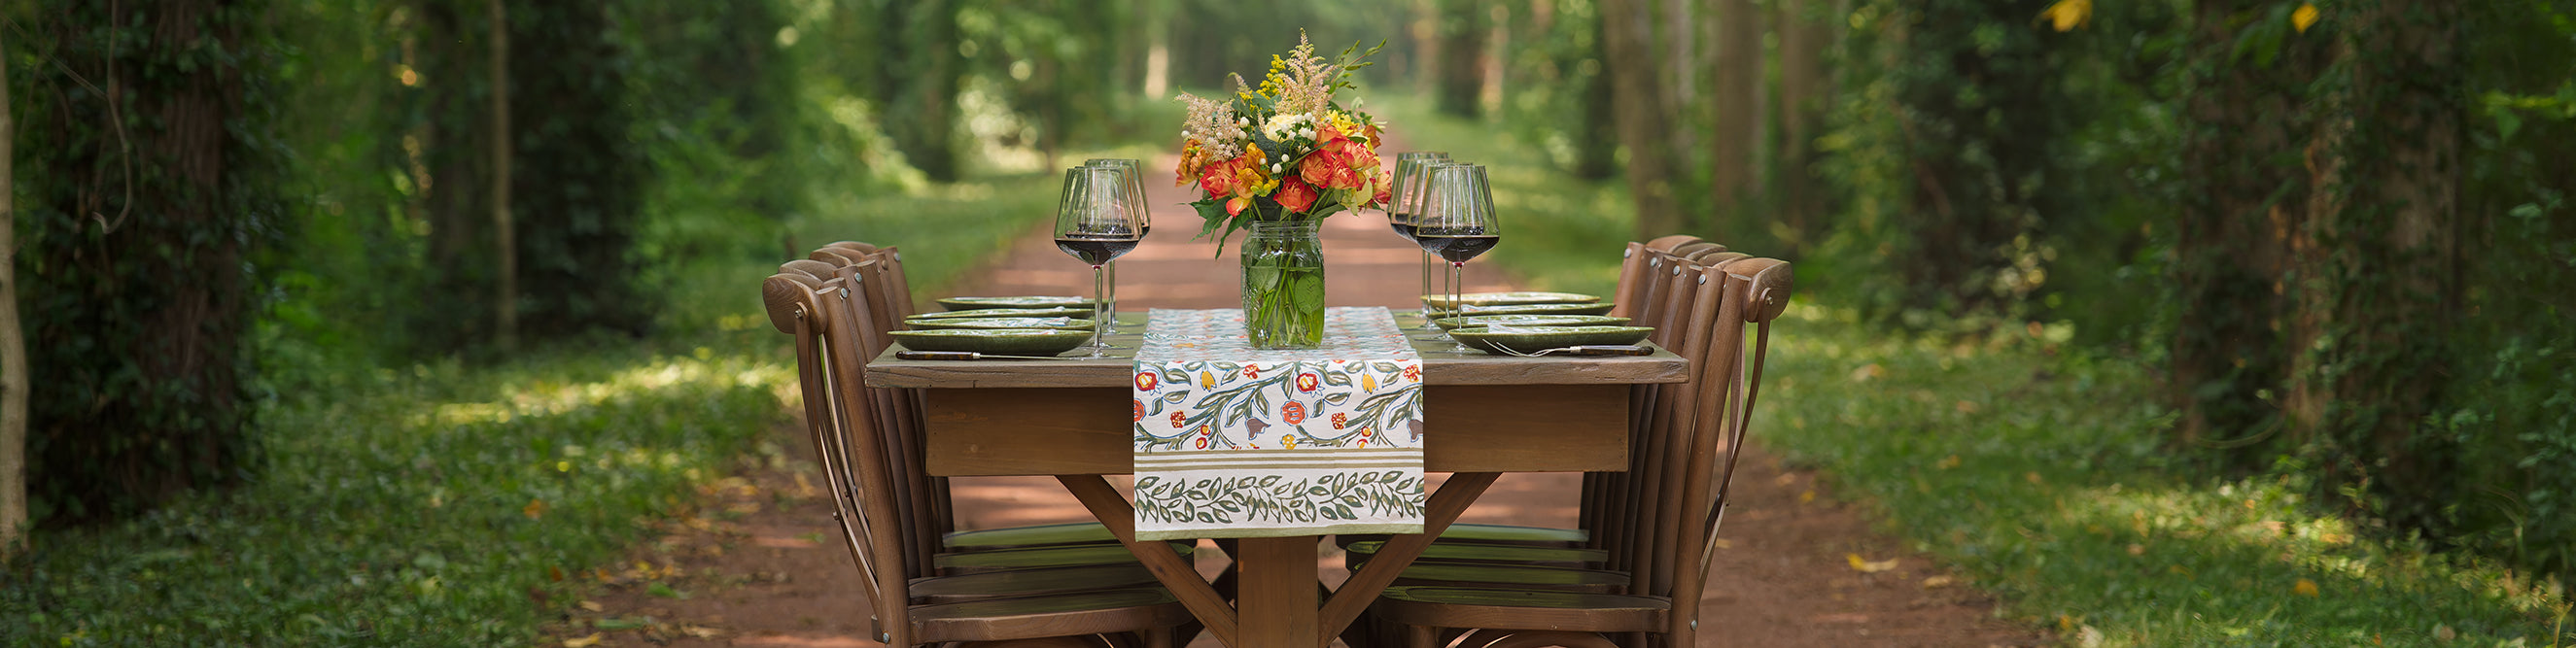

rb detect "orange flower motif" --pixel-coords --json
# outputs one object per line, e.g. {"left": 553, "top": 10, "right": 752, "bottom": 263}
{"left": 1135, "top": 371, "right": 1159, "bottom": 392}
{"left": 1296, "top": 372, "right": 1320, "bottom": 392}
{"left": 1242, "top": 366, "right": 1260, "bottom": 379}
{"left": 1133, "top": 399, "right": 1145, "bottom": 422}
{"left": 1282, "top": 401, "right": 1306, "bottom": 425}
{"left": 1330, "top": 412, "right": 1348, "bottom": 429}
{"left": 1169, "top": 411, "right": 1187, "bottom": 428}
{"left": 1401, "top": 365, "right": 1420, "bottom": 382}
{"left": 1275, "top": 176, "right": 1320, "bottom": 213}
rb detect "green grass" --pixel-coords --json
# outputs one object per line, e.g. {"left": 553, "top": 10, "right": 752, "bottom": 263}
{"left": 1760, "top": 306, "right": 2573, "bottom": 645}
{"left": 1394, "top": 103, "right": 2576, "bottom": 645}
{"left": 0, "top": 329, "right": 791, "bottom": 645}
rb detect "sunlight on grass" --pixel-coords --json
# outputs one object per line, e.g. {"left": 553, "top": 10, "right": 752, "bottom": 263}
{"left": 1755, "top": 306, "right": 2575, "bottom": 645}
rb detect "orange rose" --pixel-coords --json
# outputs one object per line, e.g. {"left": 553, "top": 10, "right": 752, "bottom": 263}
{"left": 1300, "top": 150, "right": 1345, "bottom": 188}
{"left": 1275, "top": 176, "right": 1320, "bottom": 213}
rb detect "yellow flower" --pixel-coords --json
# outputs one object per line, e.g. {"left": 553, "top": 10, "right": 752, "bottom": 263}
{"left": 2039, "top": 0, "right": 2090, "bottom": 32}
{"left": 2292, "top": 3, "right": 2320, "bottom": 33}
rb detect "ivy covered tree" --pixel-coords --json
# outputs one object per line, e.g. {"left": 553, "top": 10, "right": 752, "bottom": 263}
{"left": 12, "top": 0, "right": 289, "bottom": 521}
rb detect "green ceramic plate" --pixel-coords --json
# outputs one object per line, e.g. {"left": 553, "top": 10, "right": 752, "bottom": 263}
{"left": 910, "top": 307, "right": 1095, "bottom": 321}
{"left": 1432, "top": 314, "right": 1632, "bottom": 331}
{"left": 904, "top": 317, "right": 1097, "bottom": 331}
{"left": 937, "top": 295, "right": 1099, "bottom": 311}
{"left": 1429, "top": 302, "right": 1619, "bottom": 318}
{"left": 1447, "top": 325, "right": 1654, "bottom": 355}
{"left": 1420, "top": 291, "right": 1603, "bottom": 310}
{"left": 889, "top": 328, "right": 1094, "bottom": 356}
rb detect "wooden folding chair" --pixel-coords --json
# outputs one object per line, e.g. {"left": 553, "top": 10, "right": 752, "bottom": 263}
{"left": 1365, "top": 258, "right": 1793, "bottom": 648}
{"left": 1342, "top": 249, "right": 1736, "bottom": 583}
{"left": 762, "top": 268, "right": 1169, "bottom": 586}
{"left": 763, "top": 271, "right": 1194, "bottom": 646}
{"left": 800, "top": 245, "right": 1129, "bottom": 555}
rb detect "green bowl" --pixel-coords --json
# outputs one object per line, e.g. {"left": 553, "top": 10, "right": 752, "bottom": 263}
{"left": 1432, "top": 314, "right": 1632, "bottom": 331}
{"left": 937, "top": 295, "right": 1100, "bottom": 311}
{"left": 910, "top": 307, "right": 1095, "bottom": 321}
{"left": 889, "top": 328, "right": 1095, "bottom": 356}
{"left": 1447, "top": 325, "right": 1654, "bottom": 355}
{"left": 905, "top": 317, "right": 1097, "bottom": 331}
{"left": 1420, "top": 291, "right": 1603, "bottom": 310}
{"left": 1429, "top": 302, "right": 1619, "bottom": 319}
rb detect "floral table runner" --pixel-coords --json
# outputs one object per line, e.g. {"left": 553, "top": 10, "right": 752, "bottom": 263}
{"left": 1130, "top": 307, "right": 1427, "bottom": 539}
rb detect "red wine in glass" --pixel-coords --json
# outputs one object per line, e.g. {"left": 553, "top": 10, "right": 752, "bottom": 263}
{"left": 1055, "top": 236, "right": 1139, "bottom": 266}
{"left": 1424, "top": 234, "right": 1498, "bottom": 262}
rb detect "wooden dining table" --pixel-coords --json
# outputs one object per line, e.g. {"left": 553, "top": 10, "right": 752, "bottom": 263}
{"left": 866, "top": 311, "right": 1688, "bottom": 648}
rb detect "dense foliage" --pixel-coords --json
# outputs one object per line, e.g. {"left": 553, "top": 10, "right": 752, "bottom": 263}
{"left": 11, "top": 0, "right": 289, "bottom": 522}
{"left": 1483, "top": 0, "right": 2576, "bottom": 591}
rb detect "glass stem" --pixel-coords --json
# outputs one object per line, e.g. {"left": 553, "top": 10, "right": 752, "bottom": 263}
{"left": 1105, "top": 261, "right": 1120, "bottom": 333}
{"left": 1092, "top": 264, "right": 1107, "bottom": 352}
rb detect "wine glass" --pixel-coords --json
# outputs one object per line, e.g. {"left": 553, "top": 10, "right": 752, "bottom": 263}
{"left": 1415, "top": 163, "right": 1500, "bottom": 352}
{"left": 1054, "top": 166, "right": 1145, "bottom": 357}
{"left": 1390, "top": 152, "right": 1450, "bottom": 329}
{"left": 1084, "top": 158, "right": 1152, "bottom": 333}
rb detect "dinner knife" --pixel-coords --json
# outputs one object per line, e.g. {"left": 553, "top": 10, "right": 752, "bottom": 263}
{"left": 895, "top": 350, "right": 1088, "bottom": 360}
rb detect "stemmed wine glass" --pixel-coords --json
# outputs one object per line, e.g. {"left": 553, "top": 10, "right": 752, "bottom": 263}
{"left": 1083, "top": 158, "right": 1152, "bottom": 334}
{"left": 1388, "top": 152, "right": 1450, "bottom": 329}
{"left": 1053, "top": 166, "right": 1145, "bottom": 357}
{"left": 1415, "top": 162, "right": 1500, "bottom": 352}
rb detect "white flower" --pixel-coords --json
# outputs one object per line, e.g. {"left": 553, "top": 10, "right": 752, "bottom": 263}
{"left": 1261, "top": 113, "right": 1316, "bottom": 142}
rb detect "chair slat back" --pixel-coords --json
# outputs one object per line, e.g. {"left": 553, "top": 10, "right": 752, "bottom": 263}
{"left": 767, "top": 266, "right": 920, "bottom": 644}
{"left": 1664, "top": 258, "right": 1791, "bottom": 638}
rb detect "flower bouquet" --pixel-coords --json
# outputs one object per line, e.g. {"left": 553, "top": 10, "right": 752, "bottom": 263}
{"left": 1174, "top": 34, "right": 1390, "bottom": 348}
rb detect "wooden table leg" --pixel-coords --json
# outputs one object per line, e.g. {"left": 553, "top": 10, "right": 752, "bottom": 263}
{"left": 1236, "top": 536, "right": 1322, "bottom": 648}
{"left": 1316, "top": 471, "right": 1500, "bottom": 639}
{"left": 1057, "top": 475, "right": 1240, "bottom": 648}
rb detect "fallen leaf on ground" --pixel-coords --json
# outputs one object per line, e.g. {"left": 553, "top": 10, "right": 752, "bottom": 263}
{"left": 577, "top": 599, "right": 604, "bottom": 612}
{"left": 563, "top": 633, "right": 602, "bottom": 648}
{"left": 2293, "top": 578, "right": 2319, "bottom": 597}
{"left": 681, "top": 626, "right": 722, "bottom": 638}
{"left": 1922, "top": 575, "right": 1955, "bottom": 588}
{"left": 1850, "top": 363, "right": 1885, "bottom": 382}
{"left": 1711, "top": 538, "right": 1733, "bottom": 549}
{"left": 1846, "top": 554, "right": 1898, "bottom": 573}
{"left": 1799, "top": 490, "right": 1817, "bottom": 504}
{"left": 524, "top": 498, "right": 548, "bottom": 520}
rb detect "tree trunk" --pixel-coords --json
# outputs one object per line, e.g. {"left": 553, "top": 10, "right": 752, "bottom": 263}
{"left": 2289, "top": 0, "right": 2463, "bottom": 529}
{"left": 0, "top": 26, "right": 26, "bottom": 556}
{"left": 1708, "top": 0, "right": 1761, "bottom": 238}
{"left": 2171, "top": 0, "right": 2332, "bottom": 455}
{"left": 1573, "top": 27, "right": 1619, "bottom": 181}
{"left": 1601, "top": 0, "right": 1685, "bottom": 239}
{"left": 489, "top": 0, "right": 516, "bottom": 351}
{"left": 1435, "top": 0, "right": 1488, "bottom": 119}
{"left": 1772, "top": 0, "right": 1831, "bottom": 252}
{"left": 878, "top": 0, "right": 961, "bottom": 182}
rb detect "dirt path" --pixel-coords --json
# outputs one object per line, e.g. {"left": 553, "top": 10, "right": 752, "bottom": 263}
{"left": 547, "top": 154, "right": 2048, "bottom": 647}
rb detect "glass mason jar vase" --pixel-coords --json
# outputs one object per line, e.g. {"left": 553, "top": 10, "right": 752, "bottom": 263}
{"left": 1240, "top": 220, "right": 1326, "bottom": 349}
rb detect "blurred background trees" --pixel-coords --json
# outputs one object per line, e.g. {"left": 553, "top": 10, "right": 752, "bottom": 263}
{"left": 2, "top": 0, "right": 2570, "bottom": 592}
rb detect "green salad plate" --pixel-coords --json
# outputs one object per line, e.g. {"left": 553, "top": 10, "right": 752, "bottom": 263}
{"left": 1420, "top": 291, "right": 1603, "bottom": 310}
{"left": 1446, "top": 324, "right": 1655, "bottom": 355}
{"left": 1432, "top": 314, "right": 1632, "bottom": 331}
{"left": 904, "top": 317, "right": 1096, "bottom": 331}
{"left": 937, "top": 295, "right": 1099, "bottom": 311}
{"left": 910, "top": 306, "right": 1095, "bottom": 321}
{"left": 889, "top": 328, "right": 1095, "bottom": 356}
{"left": 1430, "top": 302, "right": 1619, "bottom": 318}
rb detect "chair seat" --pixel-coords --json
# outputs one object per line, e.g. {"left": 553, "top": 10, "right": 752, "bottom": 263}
{"left": 1370, "top": 586, "right": 1670, "bottom": 634}
{"left": 911, "top": 587, "right": 1196, "bottom": 643}
{"left": 907, "top": 563, "right": 1166, "bottom": 603}
{"left": 1392, "top": 562, "right": 1631, "bottom": 594}
{"left": 942, "top": 522, "right": 1117, "bottom": 551}
{"left": 1343, "top": 540, "right": 1610, "bottom": 569}
{"left": 934, "top": 542, "right": 1195, "bottom": 574}
{"left": 1336, "top": 523, "right": 1589, "bottom": 549}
